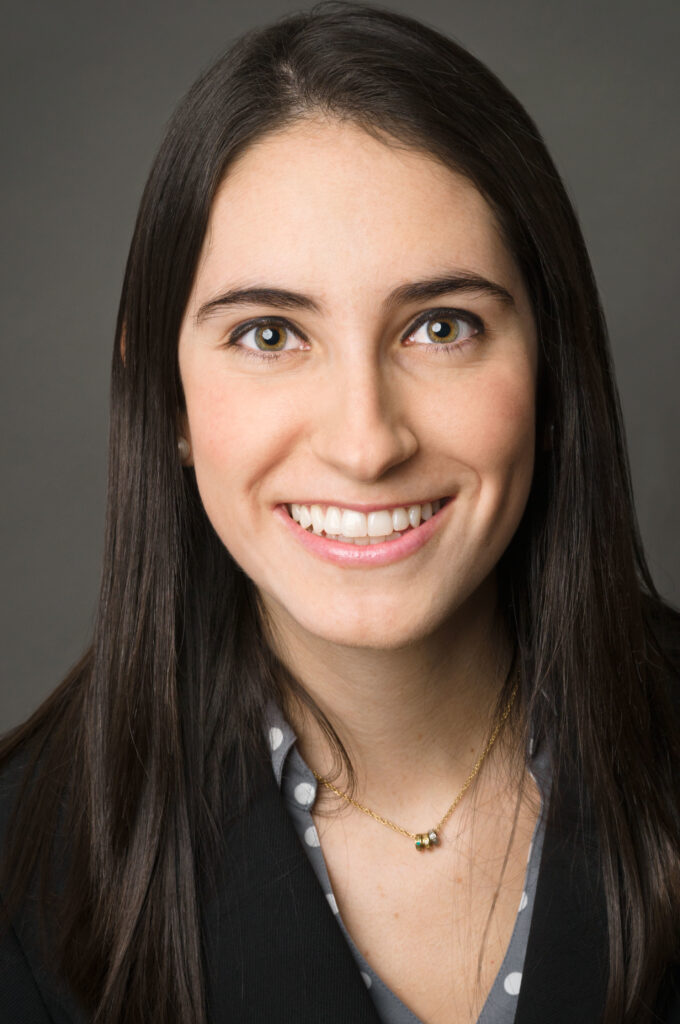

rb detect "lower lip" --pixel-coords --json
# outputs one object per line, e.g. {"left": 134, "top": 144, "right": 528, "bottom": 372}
{"left": 273, "top": 500, "right": 453, "bottom": 567}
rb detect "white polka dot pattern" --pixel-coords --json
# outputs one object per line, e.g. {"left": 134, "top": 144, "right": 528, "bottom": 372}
{"left": 263, "top": 699, "right": 552, "bottom": 1024}
{"left": 503, "top": 972, "right": 522, "bottom": 996}
{"left": 269, "top": 726, "right": 284, "bottom": 751}
{"left": 304, "top": 825, "right": 320, "bottom": 847}
{"left": 294, "top": 781, "right": 316, "bottom": 807}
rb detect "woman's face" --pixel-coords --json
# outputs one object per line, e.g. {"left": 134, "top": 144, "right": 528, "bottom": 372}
{"left": 178, "top": 119, "right": 538, "bottom": 650}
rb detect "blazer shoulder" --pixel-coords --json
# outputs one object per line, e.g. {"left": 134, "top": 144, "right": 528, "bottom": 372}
{"left": 0, "top": 741, "right": 36, "bottom": 852}
{"left": 0, "top": 742, "right": 85, "bottom": 1024}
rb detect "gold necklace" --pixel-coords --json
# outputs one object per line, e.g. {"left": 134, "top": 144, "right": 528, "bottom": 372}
{"left": 311, "top": 676, "right": 519, "bottom": 852}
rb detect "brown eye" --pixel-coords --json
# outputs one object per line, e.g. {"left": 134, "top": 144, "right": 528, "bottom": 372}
{"left": 230, "top": 319, "right": 306, "bottom": 356}
{"left": 406, "top": 313, "right": 479, "bottom": 349}
{"left": 254, "top": 324, "right": 288, "bottom": 350}
{"left": 426, "top": 317, "right": 460, "bottom": 343}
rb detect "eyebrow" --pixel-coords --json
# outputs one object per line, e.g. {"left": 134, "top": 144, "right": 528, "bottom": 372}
{"left": 194, "top": 271, "right": 515, "bottom": 325}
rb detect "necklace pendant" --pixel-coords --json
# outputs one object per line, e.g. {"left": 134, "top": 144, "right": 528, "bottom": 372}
{"left": 415, "top": 830, "right": 439, "bottom": 851}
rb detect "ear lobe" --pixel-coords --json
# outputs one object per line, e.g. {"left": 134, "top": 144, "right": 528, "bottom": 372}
{"left": 177, "top": 413, "right": 193, "bottom": 466}
{"left": 177, "top": 437, "right": 192, "bottom": 464}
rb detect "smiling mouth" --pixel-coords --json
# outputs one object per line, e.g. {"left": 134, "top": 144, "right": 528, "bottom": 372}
{"left": 286, "top": 498, "right": 451, "bottom": 546}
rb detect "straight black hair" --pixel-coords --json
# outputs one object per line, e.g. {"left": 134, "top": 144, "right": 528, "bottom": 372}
{"left": 2, "top": 3, "right": 678, "bottom": 1022}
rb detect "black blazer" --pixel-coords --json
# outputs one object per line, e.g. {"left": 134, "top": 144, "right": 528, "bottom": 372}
{"left": 1, "top": 758, "right": 679, "bottom": 1023}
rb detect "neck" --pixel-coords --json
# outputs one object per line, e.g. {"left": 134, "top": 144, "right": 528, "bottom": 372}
{"left": 263, "top": 577, "right": 519, "bottom": 817}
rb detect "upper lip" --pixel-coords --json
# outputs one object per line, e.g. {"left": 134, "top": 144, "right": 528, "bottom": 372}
{"left": 282, "top": 496, "right": 451, "bottom": 513}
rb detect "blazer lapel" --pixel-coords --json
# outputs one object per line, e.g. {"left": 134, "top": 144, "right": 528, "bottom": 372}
{"left": 203, "top": 764, "right": 382, "bottom": 1024}
{"left": 206, "top": 761, "right": 680, "bottom": 1024}
{"left": 514, "top": 776, "right": 609, "bottom": 1023}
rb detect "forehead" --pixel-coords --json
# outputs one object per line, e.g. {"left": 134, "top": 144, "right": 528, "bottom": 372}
{"left": 192, "top": 118, "right": 525, "bottom": 311}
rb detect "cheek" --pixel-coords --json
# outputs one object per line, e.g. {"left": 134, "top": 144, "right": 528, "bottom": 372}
{"left": 182, "top": 368, "right": 300, "bottom": 514}
{"left": 428, "top": 363, "right": 536, "bottom": 480}
{"left": 480, "top": 378, "right": 535, "bottom": 475}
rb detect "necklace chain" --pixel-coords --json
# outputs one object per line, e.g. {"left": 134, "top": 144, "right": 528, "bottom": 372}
{"left": 310, "top": 674, "right": 519, "bottom": 851}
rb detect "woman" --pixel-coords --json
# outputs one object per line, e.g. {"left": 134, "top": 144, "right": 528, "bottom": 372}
{"left": 1, "top": 3, "right": 678, "bottom": 1022}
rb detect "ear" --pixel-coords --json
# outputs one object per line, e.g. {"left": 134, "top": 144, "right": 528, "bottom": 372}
{"left": 119, "top": 323, "right": 127, "bottom": 365}
{"left": 177, "top": 411, "right": 194, "bottom": 467}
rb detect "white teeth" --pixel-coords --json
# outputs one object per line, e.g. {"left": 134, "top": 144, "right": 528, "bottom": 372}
{"left": 325, "top": 506, "right": 342, "bottom": 535}
{"left": 311, "top": 504, "right": 325, "bottom": 533}
{"left": 341, "top": 509, "right": 367, "bottom": 538}
{"left": 288, "top": 499, "right": 447, "bottom": 541}
{"left": 392, "top": 507, "right": 409, "bottom": 531}
{"left": 408, "top": 504, "right": 421, "bottom": 528}
{"left": 367, "top": 510, "right": 393, "bottom": 537}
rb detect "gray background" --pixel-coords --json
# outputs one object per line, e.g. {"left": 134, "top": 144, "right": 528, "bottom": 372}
{"left": 1, "top": 0, "right": 678, "bottom": 731}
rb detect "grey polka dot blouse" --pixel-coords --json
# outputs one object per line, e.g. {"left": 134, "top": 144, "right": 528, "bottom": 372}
{"left": 265, "top": 703, "right": 550, "bottom": 1024}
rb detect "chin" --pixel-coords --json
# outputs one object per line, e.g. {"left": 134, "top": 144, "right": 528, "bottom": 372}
{"left": 263, "top": 588, "right": 457, "bottom": 652}
{"left": 314, "top": 620, "right": 429, "bottom": 651}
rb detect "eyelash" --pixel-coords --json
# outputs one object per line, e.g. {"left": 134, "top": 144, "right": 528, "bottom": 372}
{"left": 225, "top": 307, "right": 485, "bottom": 361}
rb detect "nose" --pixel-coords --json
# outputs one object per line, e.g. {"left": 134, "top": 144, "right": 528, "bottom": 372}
{"left": 309, "top": 361, "right": 418, "bottom": 482}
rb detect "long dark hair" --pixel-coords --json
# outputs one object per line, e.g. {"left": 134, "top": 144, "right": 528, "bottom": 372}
{"left": 2, "top": 3, "right": 678, "bottom": 1022}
